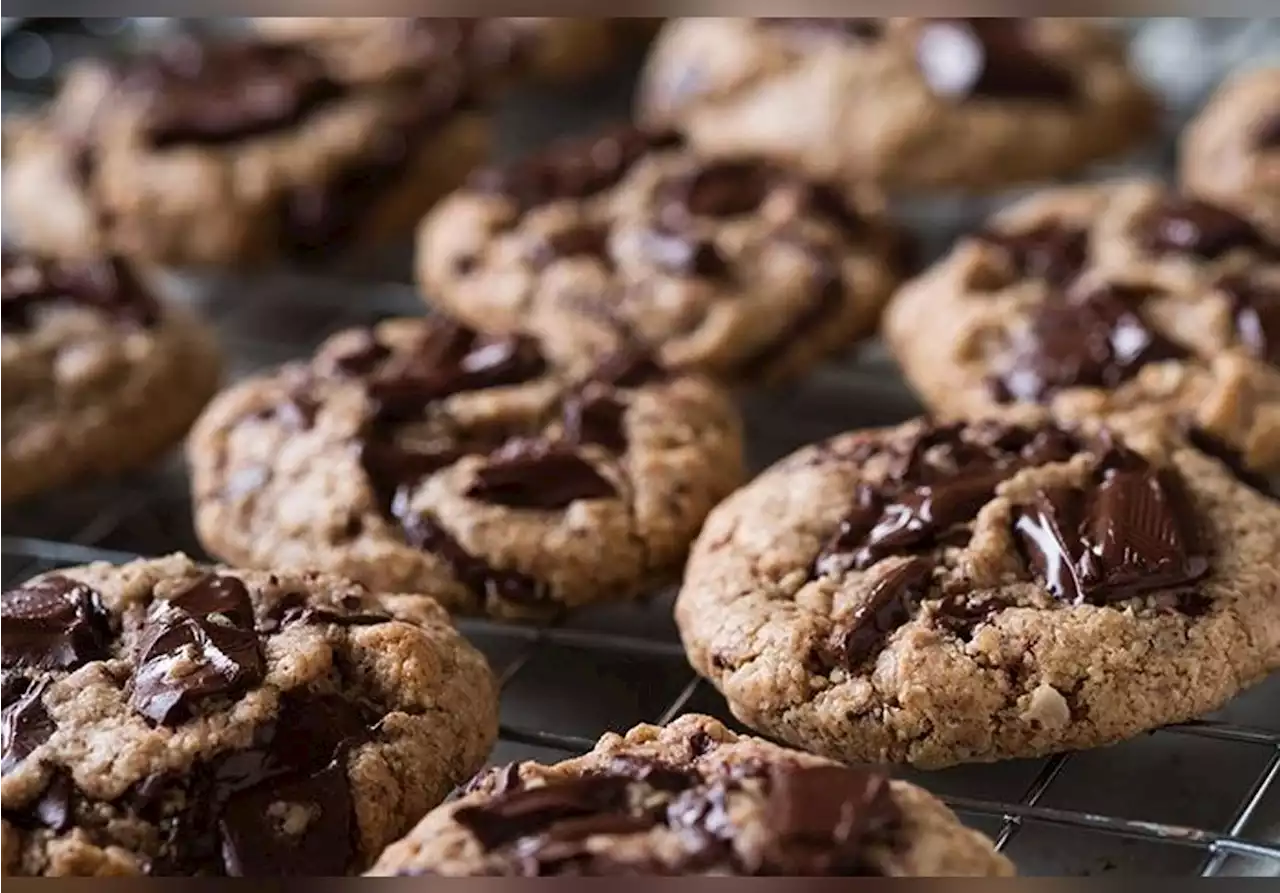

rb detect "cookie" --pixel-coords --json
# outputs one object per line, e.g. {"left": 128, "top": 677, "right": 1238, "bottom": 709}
{"left": 252, "top": 17, "right": 658, "bottom": 88}
{"left": 417, "top": 125, "right": 909, "bottom": 384}
{"left": 637, "top": 18, "right": 1157, "bottom": 193}
{"left": 676, "top": 415, "right": 1280, "bottom": 768}
{"left": 0, "top": 553, "right": 498, "bottom": 876}
{"left": 2, "top": 33, "right": 488, "bottom": 267}
{"left": 186, "top": 316, "right": 744, "bottom": 622}
{"left": 368, "top": 714, "right": 1012, "bottom": 876}
{"left": 2, "top": 249, "right": 220, "bottom": 504}
{"left": 1181, "top": 67, "right": 1280, "bottom": 235}
{"left": 884, "top": 179, "right": 1280, "bottom": 476}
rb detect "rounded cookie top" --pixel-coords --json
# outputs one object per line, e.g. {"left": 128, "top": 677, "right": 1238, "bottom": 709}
{"left": 2, "top": 249, "right": 220, "bottom": 503}
{"left": 637, "top": 18, "right": 1157, "bottom": 193}
{"left": 0, "top": 554, "right": 498, "bottom": 876}
{"left": 187, "top": 316, "right": 744, "bottom": 621}
{"left": 368, "top": 714, "right": 1013, "bottom": 876}
{"left": 251, "top": 17, "right": 655, "bottom": 87}
{"left": 884, "top": 179, "right": 1280, "bottom": 474}
{"left": 418, "top": 124, "right": 909, "bottom": 384}
{"left": 3, "top": 33, "right": 486, "bottom": 266}
{"left": 677, "top": 415, "right": 1280, "bottom": 768}
{"left": 1181, "top": 67, "right": 1280, "bottom": 235}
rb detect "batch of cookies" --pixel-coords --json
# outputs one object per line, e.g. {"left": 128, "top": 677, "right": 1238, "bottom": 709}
{"left": 2, "top": 17, "right": 1277, "bottom": 877}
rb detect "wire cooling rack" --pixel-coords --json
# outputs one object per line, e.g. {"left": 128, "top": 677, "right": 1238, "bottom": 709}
{"left": 2, "top": 16, "right": 1279, "bottom": 878}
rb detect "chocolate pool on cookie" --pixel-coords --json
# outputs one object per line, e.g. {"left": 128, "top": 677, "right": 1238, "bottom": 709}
{"left": 677, "top": 415, "right": 1280, "bottom": 767}
{"left": 0, "top": 554, "right": 497, "bottom": 876}
{"left": 186, "top": 316, "right": 744, "bottom": 621}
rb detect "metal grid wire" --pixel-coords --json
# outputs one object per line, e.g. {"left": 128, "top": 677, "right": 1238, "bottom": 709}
{"left": 3, "top": 15, "right": 1279, "bottom": 878}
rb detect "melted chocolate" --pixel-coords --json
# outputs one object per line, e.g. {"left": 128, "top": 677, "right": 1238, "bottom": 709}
{"left": 1219, "top": 274, "right": 1280, "bottom": 366}
{"left": 1184, "top": 425, "right": 1276, "bottom": 499}
{"left": 973, "top": 222, "right": 1089, "bottom": 287}
{"left": 991, "top": 283, "right": 1188, "bottom": 404}
{"left": 825, "top": 557, "right": 933, "bottom": 670}
{"left": 466, "top": 440, "right": 617, "bottom": 509}
{"left": 1, "top": 678, "right": 56, "bottom": 775}
{"left": 2, "top": 251, "right": 161, "bottom": 334}
{"left": 2, "top": 576, "right": 112, "bottom": 672}
{"left": 397, "top": 510, "right": 551, "bottom": 608}
{"left": 130, "top": 575, "right": 266, "bottom": 726}
{"left": 639, "top": 226, "right": 730, "bottom": 279}
{"left": 1136, "top": 196, "right": 1273, "bottom": 260}
{"left": 1012, "top": 443, "right": 1211, "bottom": 607}
{"left": 562, "top": 390, "right": 629, "bottom": 453}
{"left": 471, "top": 125, "right": 684, "bottom": 214}
{"left": 916, "top": 19, "right": 1076, "bottom": 102}
{"left": 529, "top": 223, "right": 614, "bottom": 269}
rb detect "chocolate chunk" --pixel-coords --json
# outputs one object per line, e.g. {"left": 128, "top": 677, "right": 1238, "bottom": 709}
{"left": 795, "top": 182, "right": 866, "bottom": 236}
{"left": 991, "top": 283, "right": 1188, "bottom": 404}
{"left": 639, "top": 226, "right": 730, "bottom": 278}
{"left": 814, "top": 422, "right": 1083, "bottom": 577}
{"left": 590, "top": 349, "right": 666, "bottom": 389}
{"left": 1136, "top": 196, "right": 1273, "bottom": 260}
{"left": 1257, "top": 111, "right": 1280, "bottom": 149}
{"left": 364, "top": 324, "right": 547, "bottom": 423}
{"left": 1, "top": 576, "right": 112, "bottom": 672}
{"left": 467, "top": 440, "right": 616, "bottom": 509}
{"left": 205, "top": 691, "right": 371, "bottom": 876}
{"left": 764, "top": 18, "right": 884, "bottom": 41}
{"left": 2, "top": 251, "right": 161, "bottom": 334}
{"left": 130, "top": 575, "right": 265, "bottom": 726}
{"left": 529, "top": 223, "right": 613, "bottom": 269}
{"left": 562, "top": 390, "right": 628, "bottom": 453}
{"left": 471, "top": 126, "right": 683, "bottom": 213}
{"left": 120, "top": 40, "right": 343, "bottom": 148}
{"left": 31, "top": 770, "right": 76, "bottom": 832}
{"left": 1013, "top": 444, "right": 1211, "bottom": 606}
{"left": 465, "top": 762, "right": 525, "bottom": 796}
{"left": 932, "top": 594, "right": 1012, "bottom": 640}
{"left": 762, "top": 764, "right": 897, "bottom": 875}
{"left": 273, "top": 604, "right": 392, "bottom": 630}
{"left": 1185, "top": 425, "right": 1276, "bottom": 499}
{"left": 660, "top": 160, "right": 773, "bottom": 222}
{"left": 328, "top": 334, "right": 394, "bottom": 377}
{"left": 916, "top": 19, "right": 1076, "bottom": 102}
{"left": 360, "top": 440, "right": 466, "bottom": 513}
{"left": 2, "top": 678, "right": 56, "bottom": 775}
{"left": 397, "top": 511, "right": 551, "bottom": 607}
{"left": 826, "top": 558, "right": 933, "bottom": 670}
{"left": 603, "top": 756, "right": 698, "bottom": 793}
{"left": 974, "top": 222, "right": 1089, "bottom": 287}
{"left": 454, "top": 774, "right": 633, "bottom": 849}
{"left": 1220, "top": 275, "right": 1280, "bottom": 366}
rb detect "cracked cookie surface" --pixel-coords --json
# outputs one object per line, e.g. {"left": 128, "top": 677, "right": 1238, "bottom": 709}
{"left": 676, "top": 415, "right": 1280, "bottom": 767}
{"left": 0, "top": 553, "right": 497, "bottom": 876}
{"left": 1181, "top": 67, "right": 1280, "bottom": 236}
{"left": 884, "top": 179, "right": 1280, "bottom": 476}
{"left": 368, "top": 714, "right": 1013, "bottom": 876}
{"left": 637, "top": 18, "right": 1156, "bottom": 193}
{"left": 187, "top": 316, "right": 744, "bottom": 621}
{"left": 2, "top": 249, "right": 220, "bottom": 504}
{"left": 417, "top": 125, "right": 908, "bottom": 384}
{"left": 2, "top": 33, "right": 487, "bottom": 267}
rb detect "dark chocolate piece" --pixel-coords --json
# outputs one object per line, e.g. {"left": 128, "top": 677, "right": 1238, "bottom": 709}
{"left": 916, "top": 19, "right": 1076, "bottom": 102}
{"left": 466, "top": 440, "right": 617, "bottom": 509}
{"left": 973, "top": 222, "right": 1088, "bottom": 287}
{"left": 1136, "top": 196, "right": 1273, "bottom": 260}
{"left": 2, "top": 251, "right": 161, "bottom": 334}
{"left": 1, "top": 576, "right": 112, "bottom": 672}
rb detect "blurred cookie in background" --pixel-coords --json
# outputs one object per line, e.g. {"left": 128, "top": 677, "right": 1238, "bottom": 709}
{"left": 638, "top": 18, "right": 1158, "bottom": 194}
{"left": 1181, "top": 66, "right": 1280, "bottom": 235}
{"left": 418, "top": 125, "right": 911, "bottom": 385}
{"left": 2, "top": 249, "right": 220, "bottom": 503}
{"left": 251, "top": 17, "right": 661, "bottom": 89}
{"left": 2, "top": 31, "right": 489, "bottom": 267}
{"left": 883, "top": 179, "right": 1280, "bottom": 475}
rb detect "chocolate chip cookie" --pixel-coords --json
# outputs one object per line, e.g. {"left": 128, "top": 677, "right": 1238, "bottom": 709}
{"left": 368, "top": 714, "right": 1013, "bottom": 876}
{"left": 884, "top": 179, "right": 1280, "bottom": 476}
{"left": 2, "top": 33, "right": 487, "bottom": 267}
{"left": 1181, "top": 67, "right": 1280, "bottom": 235}
{"left": 2, "top": 249, "right": 220, "bottom": 504}
{"left": 187, "top": 316, "right": 744, "bottom": 622}
{"left": 417, "top": 125, "right": 909, "bottom": 384}
{"left": 637, "top": 18, "right": 1157, "bottom": 193}
{"left": 0, "top": 553, "right": 498, "bottom": 876}
{"left": 252, "top": 17, "right": 658, "bottom": 88}
{"left": 677, "top": 415, "right": 1280, "bottom": 768}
